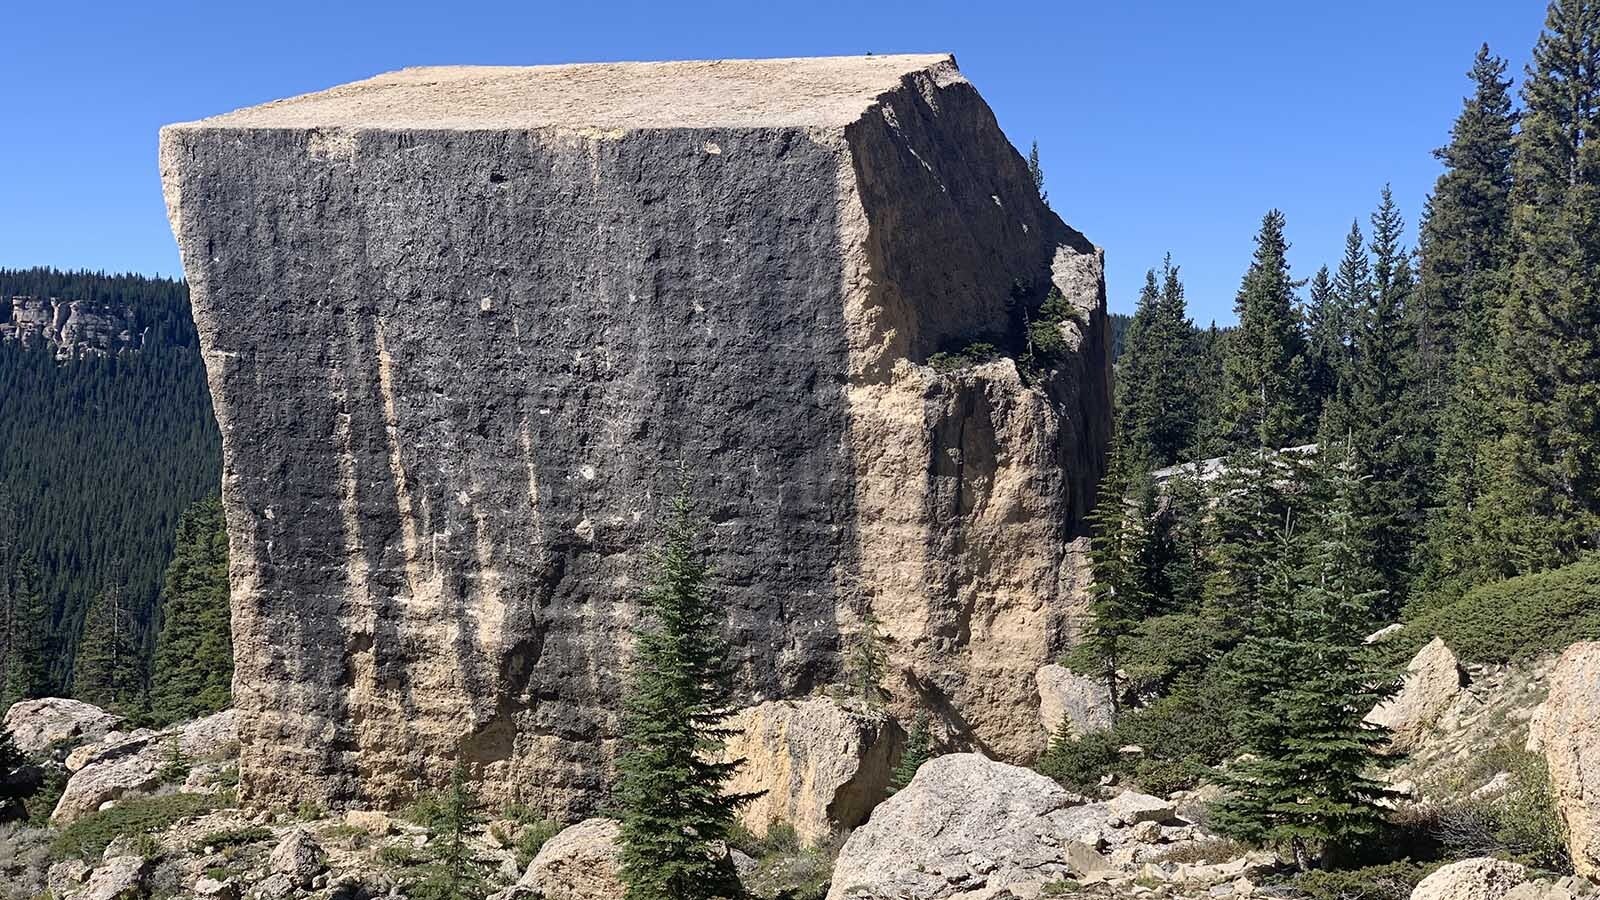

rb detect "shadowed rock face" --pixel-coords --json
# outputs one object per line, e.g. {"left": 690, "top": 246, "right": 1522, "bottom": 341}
{"left": 159, "top": 54, "right": 1110, "bottom": 816}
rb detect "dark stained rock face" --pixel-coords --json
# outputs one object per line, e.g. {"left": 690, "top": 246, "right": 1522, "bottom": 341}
{"left": 160, "top": 55, "right": 1111, "bottom": 816}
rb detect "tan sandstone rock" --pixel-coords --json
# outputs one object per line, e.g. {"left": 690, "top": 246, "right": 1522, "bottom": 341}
{"left": 1366, "top": 637, "right": 1465, "bottom": 753}
{"left": 4, "top": 698, "right": 120, "bottom": 756}
{"left": 520, "top": 818, "right": 624, "bottom": 900}
{"left": 54, "top": 709, "right": 239, "bottom": 825}
{"left": 1036, "top": 664, "right": 1114, "bottom": 739}
{"left": 1529, "top": 641, "right": 1600, "bottom": 879}
{"left": 160, "top": 54, "right": 1110, "bottom": 814}
{"left": 718, "top": 696, "right": 899, "bottom": 845}
{"left": 826, "top": 753, "right": 1112, "bottom": 899}
{"left": 1409, "top": 857, "right": 1527, "bottom": 900}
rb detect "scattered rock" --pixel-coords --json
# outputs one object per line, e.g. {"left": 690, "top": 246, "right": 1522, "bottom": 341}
{"left": 48, "top": 858, "right": 93, "bottom": 896}
{"left": 1065, "top": 840, "right": 1113, "bottom": 876}
{"left": 1036, "top": 665, "right": 1115, "bottom": 738}
{"left": 3, "top": 697, "right": 121, "bottom": 755}
{"left": 343, "top": 809, "right": 395, "bottom": 836}
{"left": 194, "top": 876, "right": 239, "bottom": 900}
{"left": 1107, "top": 790, "right": 1177, "bottom": 826}
{"left": 1367, "top": 637, "right": 1466, "bottom": 753}
{"left": 1410, "top": 857, "right": 1528, "bottom": 900}
{"left": 1131, "top": 820, "right": 1163, "bottom": 842}
{"left": 80, "top": 855, "right": 149, "bottom": 900}
{"left": 520, "top": 818, "right": 624, "bottom": 900}
{"left": 251, "top": 872, "right": 296, "bottom": 900}
{"left": 1529, "top": 641, "right": 1600, "bottom": 879}
{"left": 718, "top": 696, "right": 900, "bottom": 845}
{"left": 53, "top": 709, "right": 239, "bottom": 825}
{"left": 827, "top": 753, "right": 1108, "bottom": 899}
{"left": 1365, "top": 623, "right": 1405, "bottom": 644}
{"left": 268, "top": 827, "right": 325, "bottom": 889}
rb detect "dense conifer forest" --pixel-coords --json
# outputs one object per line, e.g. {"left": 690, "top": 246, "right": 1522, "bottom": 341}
{"left": 0, "top": 268, "right": 221, "bottom": 712}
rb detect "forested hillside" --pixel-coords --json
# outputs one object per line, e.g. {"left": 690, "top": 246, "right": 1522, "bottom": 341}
{"left": 0, "top": 268, "right": 221, "bottom": 707}
{"left": 1051, "top": 8, "right": 1600, "bottom": 870}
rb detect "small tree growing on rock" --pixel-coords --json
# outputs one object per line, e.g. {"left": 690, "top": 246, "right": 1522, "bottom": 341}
{"left": 616, "top": 485, "right": 753, "bottom": 900}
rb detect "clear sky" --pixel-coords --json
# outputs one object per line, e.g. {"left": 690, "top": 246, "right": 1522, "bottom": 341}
{"left": 1, "top": 0, "right": 1546, "bottom": 323}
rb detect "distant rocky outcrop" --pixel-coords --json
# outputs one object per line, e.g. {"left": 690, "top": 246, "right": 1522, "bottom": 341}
{"left": 1529, "top": 641, "right": 1600, "bottom": 880}
{"left": 0, "top": 297, "right": 144, "bottom": 358}
{"left": 3, "top": 697, "right": 122, "bottom": 756}
{"left": 52, "top": 708, "right": 237, "bottom": 824}
{"left": 160, "top": 54, "right": 1112, "bottom": 814}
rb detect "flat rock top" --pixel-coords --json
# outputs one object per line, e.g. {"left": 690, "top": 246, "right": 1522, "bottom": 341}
{"left": 166, "top": 54, "right": 960, "bottom": 132}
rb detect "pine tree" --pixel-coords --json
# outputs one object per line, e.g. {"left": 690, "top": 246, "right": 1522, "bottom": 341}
{"left": 1218, "top": 211, "right": 1310, "bottom": 451}
{"left": 616, "top": 487, "right": 749, "bottom": 900}
{"left": 847, "top": 609, "right": 889, "bottom": 706}
{"left": 72, "top": 581, "right": 143, "bottom": 712}
{"left": 414, "top": 760, "right": 486, "bottom": 900}
{"left": 1118, "top": 257, "right": 1202, "bottom": 466}
{"left": 1475, "top": 0, "right": 1600, "bottom": 575}
{"left": 1303, "top": 266, "right": 1342, "bottom": 422}
{"left": 1416, "top": 46, "right": 1520, "bottom": 600}
{"left": 1214, "top": 450, "right": 1395, "bottom": 868}
{"left": 1075, "top": 445, "right": 1158, "bottom": 713}
{"left": 1028, "top": 140, "right": 1048, "bottom": 206}
{"left": 1324, "top": 189, "right": 1425, "bottom": 614}
{"left": 148, "top": 496, "right": 232, "bottom": 724}
{"left": 3, "top": 554, "right": 53, "bottom": 708}
{"left": 1317, "top": 222, "right": 1371, "bottom": 437}
{"left": 1202, "top": 448, "right": 1300, "bottom": 643}
{"left": 888, "top": 713, "right": 932, "bottom": 795}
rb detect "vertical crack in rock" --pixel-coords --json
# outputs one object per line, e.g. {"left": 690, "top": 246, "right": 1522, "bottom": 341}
{"left": 159, "top": 54, "right": 1110, "bottom": 815}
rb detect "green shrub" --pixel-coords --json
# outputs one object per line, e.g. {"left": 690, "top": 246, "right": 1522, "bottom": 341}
{"left": 513, "top": 818, "right": 562, "bottom": 869}
{"left": 928, "top": 342, "right": 1002, "bottom": 373}
{"left": 1294, "top": 860, "right": 1438, "bottom": 900}
{"left": 1400, "top": 555, "right": 1600, "bottom": 665}
{"left": 1431, "top": 748, "right": 1569, "bottom": 872}
{"left": 50, "top": 793, "right": 219, "bottom": 861}
{"left": 741, "top": 829, "right": 842, "bottom": 900}
{"left": 23, "top": 765, "right": 66, "bottom": 824}
{"left": 190, "top": 825, "right": 271, "bottom": 854}
{"left": 1037, "top": 730, "right": 1118, "bottom": 794}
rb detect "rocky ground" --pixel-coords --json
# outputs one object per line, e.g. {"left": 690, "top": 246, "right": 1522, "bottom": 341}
{"left": 6, "top": 639, "right": 1600, "bottom": 900}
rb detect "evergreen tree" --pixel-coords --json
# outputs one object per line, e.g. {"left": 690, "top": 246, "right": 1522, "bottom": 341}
{"left": 1218, "top": 211, "right": 1310, "bottom": 451}
{"left": 414, "top": 760, "right": 487, "bottom": 900}
{"left": 148, "top": 496, "right": 232, "bottom": 724}
{"left": 1028, "top": 140, "right": 1048, "bottom": 205}
{"left": 72, "top": 581, "right": 143, "bottom": 712}
{"left": 1303, "top": 266, "right": 1342, "bottom": 421}
{"left": 1075, "top": 445, "right": 1159, "bottom": 713}
{"left": 888, "top": 713, "right": 932, "bottom": 795}
{"left": 1324, "top": 189, "right": 1425, "bottom": 614}
{"left": 847, "top": 609, "right": 889, "bottom": 706}
{"left": 616, "top": 487, "right": 749, "bottom": 900}
{"left": 1214, "top": 452, "right": 1395, "bottom": 868}
{"left": 1417, "top": 46, "right": 1520, "bottom": 600}
{"left": 3, "top": 554, "right": 53, "bottom": 707}
{"left": 1475, "top": 0, "right": 1600, "bottom": 575}
{"left": 1317, "top": 222, "right": 1371, "bottom": 437}
{"left": 1118, "top": 257, "right": 1202, "bottom": 466}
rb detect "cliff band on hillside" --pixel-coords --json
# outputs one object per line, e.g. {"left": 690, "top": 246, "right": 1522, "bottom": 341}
{"left": 158, "top": 54, "right": 1112, "bottom": 815}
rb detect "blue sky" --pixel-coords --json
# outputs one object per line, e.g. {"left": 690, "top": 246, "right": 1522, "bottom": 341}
{"left": 1, "top": 0, "right": 1545, "bottom": 323}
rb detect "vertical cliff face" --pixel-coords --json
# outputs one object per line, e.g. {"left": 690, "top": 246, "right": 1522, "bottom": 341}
{"left": 159, "top": 55, "right": 1110, "bottom": 816}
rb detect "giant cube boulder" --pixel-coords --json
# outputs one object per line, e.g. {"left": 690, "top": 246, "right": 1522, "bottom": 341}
{"left": 159, "top": 55, "right": 1111, "bottom": 815}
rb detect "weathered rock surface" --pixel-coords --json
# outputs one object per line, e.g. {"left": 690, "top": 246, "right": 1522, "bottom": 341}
{"left": 3, "top": 698, "right": 121, "bottom": 755}
{"left": 1409, "top": 857, "right": 1527, "bottom": 900}
{"left": 518, "top": 818, "right": 624, "bottom": 900}
{"left": 78, "top": 855, "right": 149, "bottom": 900}
{"left": 1367, "top": 637, "right": 1466, "bottom": 753}
{"left": 269, "top": 828, "right": 325, "bottom": 888}
{"left": 1036, "top": 664, "right": 1113, "bottom": 738}
{"left": 160, "top": 54, "right": 1111, "bottom": 814}
{"left": 718, "top": 696, "right": 900, "bottom": 845}
{"left": 1529, "top": 641, "right": 1600, "bottom": 879}
{"left": 54, "top": 709, "right": 237, "bottom": 824}
{"left": 827, "top": 753, "right": 1101, "bottom": 899}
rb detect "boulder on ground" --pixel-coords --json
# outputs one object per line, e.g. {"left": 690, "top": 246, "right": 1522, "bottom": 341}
{"left": 519, "top": 818, "right": 624, "bottom": 900}
{"left": 79, "top": 855, "right": 149, "bottom": 900}
{"left": 718, "top": 696, "right": 900, "bottom": 845}
{"left": 269, "top": 827, "right": 325, "bottom": 888}
{"left": 826, "top": 753, "right": 1103, "bottom": 899}
{"left": 1410, "top": 858, "right": 1527, "bottom": 900}
{"left": 1505, "top": 877, "right": 1597, "bottom": 900}
{"left": 1106, "top": 790, "right": 1176, "bottom": 826}
{"left": 4, "top": 698, "right": 121, "bottom": 756}
{"left": 1529, "top": 641, "right": 1600, "bottom": 879}
{"left": 1366, "top": 637, "right": 1466, "bottom": 753}
{"left": 1036, "top": 665, "right": 1114, "bottom": 739}
{"left": 53, "top": 709, "right": 238, "bottom": 825}
{"left": 343, "top": 809, "right": 395, "bottom": 836}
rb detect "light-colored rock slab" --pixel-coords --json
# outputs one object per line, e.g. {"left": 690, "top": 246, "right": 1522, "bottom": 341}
{"left": 1366, "top": 637, "right": 1465, "bottom": 752}
{"left": 4, "top": 698, "right": 120, "bottom": 755}
{"left": 1036, "top": 665, "right": 1114, "bottom": 738}
{"left": 1410, "top": 857, "right": 1527, "bottom": 900}
{"left": 520, "top": 818, "right": 623, "bottom": 900}
{"left": 1529, "top": 641, "right": 1600, "bottom": 879}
